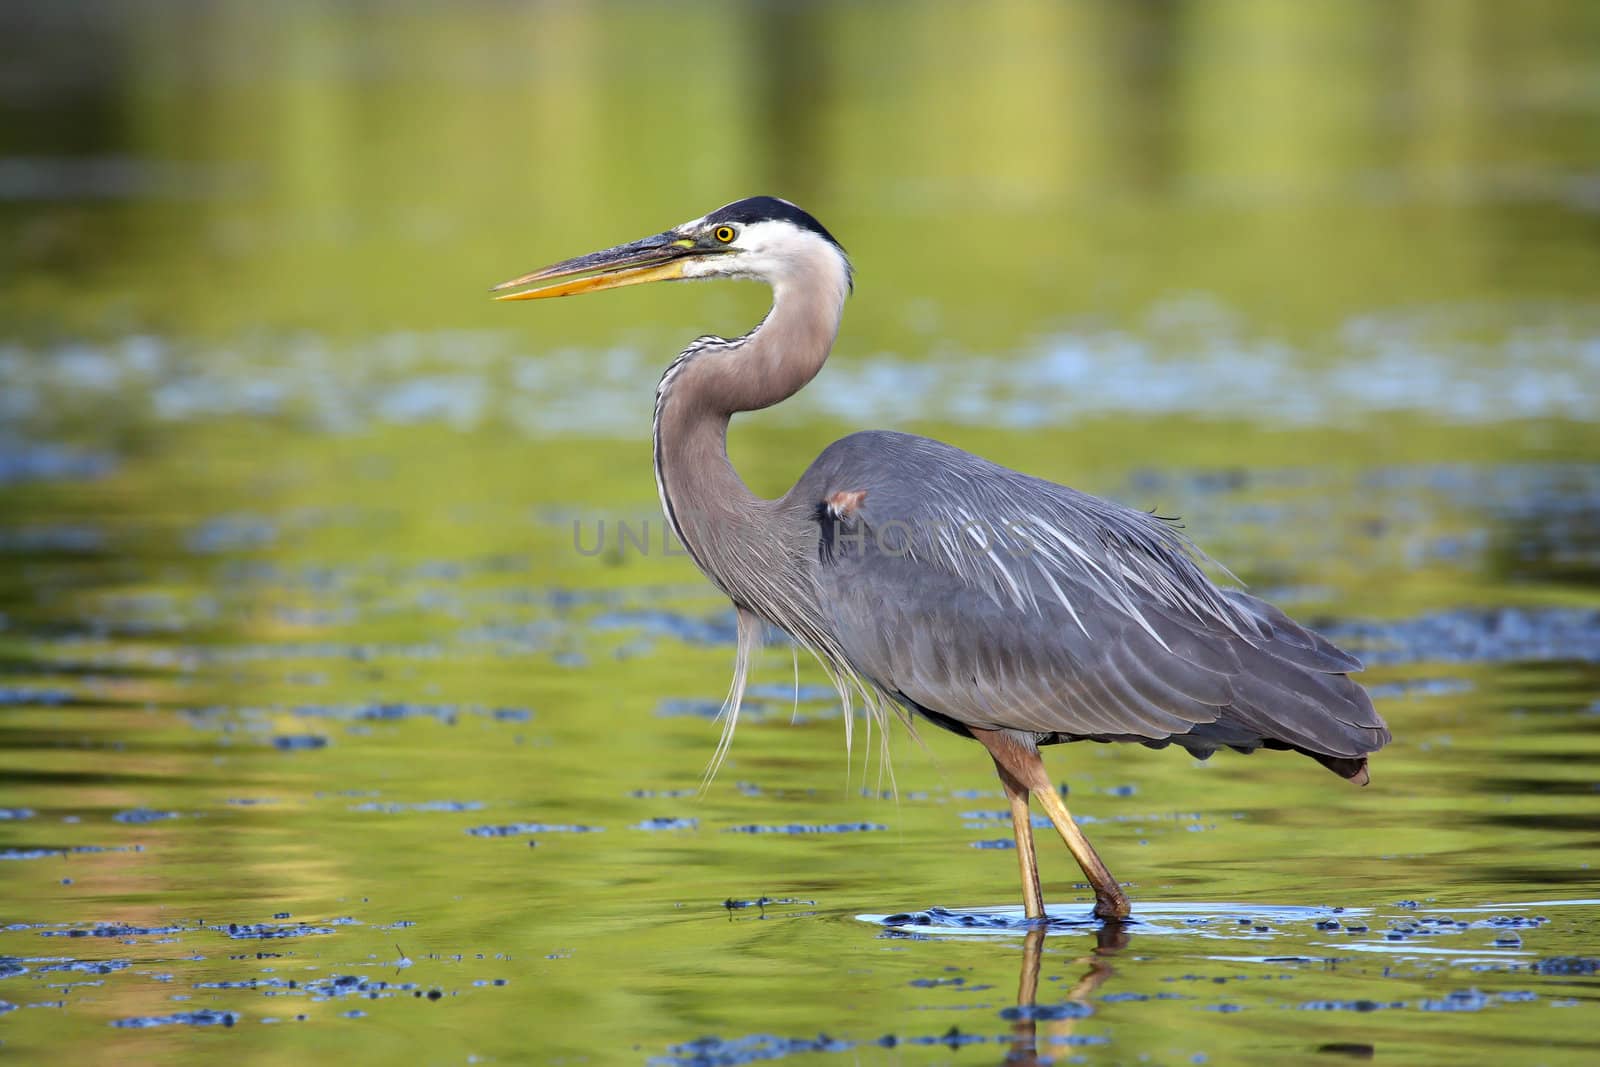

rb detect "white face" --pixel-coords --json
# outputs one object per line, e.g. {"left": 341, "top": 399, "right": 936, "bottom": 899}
{"left": 674, "top": 216, "right": 853, "bottom": 301}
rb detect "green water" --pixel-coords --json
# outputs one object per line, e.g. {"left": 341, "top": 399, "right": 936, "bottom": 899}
{"left": 3, "top": 2, "right": 1599, "bottom": 1064}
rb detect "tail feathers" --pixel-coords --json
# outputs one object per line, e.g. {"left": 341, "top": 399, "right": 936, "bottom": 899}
{"left": 1175, "top": 733, "right": 1376, "bottom": 785}
{"left": 1309, "top": 751, "right": 1371, "bottom": 786}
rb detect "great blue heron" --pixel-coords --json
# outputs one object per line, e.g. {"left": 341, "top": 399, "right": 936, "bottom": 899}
{"left": 494, "top": 196, "right": 1390, "bottom": 921}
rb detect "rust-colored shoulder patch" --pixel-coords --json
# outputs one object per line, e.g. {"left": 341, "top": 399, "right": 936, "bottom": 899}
{"left": 825, "top": 488, "right": 868, "bottom": 520}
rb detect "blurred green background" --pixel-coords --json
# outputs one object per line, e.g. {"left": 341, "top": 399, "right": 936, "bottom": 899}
{"left": 6, "top": 1, "right": 1599, "bottom": 354}
{"left": 2, "top": 2, "right": 1599, "bottom": 1064}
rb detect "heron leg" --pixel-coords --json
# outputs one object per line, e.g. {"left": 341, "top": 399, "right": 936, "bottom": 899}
{"left": 976, "top": 728, "right": 1131, "bottom": 921}
{"left": 1033, "top": 782, "right": 1130, "bottom": 920}
{"left": 993, "top": 759, "right": 1045, "bottom": 919}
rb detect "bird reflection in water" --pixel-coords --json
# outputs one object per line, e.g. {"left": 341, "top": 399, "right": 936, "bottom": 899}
{"left": 1000, "top": 923, "right": 1126, "bottom": 1065}
{"left": 875, "top": 913, "right": 1126, "bottom": 1061}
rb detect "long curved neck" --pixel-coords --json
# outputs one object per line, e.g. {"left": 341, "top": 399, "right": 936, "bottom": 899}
{"left": 652, "top": 263, "right": 847, "bottom": 600}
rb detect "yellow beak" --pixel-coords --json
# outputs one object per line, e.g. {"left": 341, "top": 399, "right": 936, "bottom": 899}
{"left": 492, "top": 259, "right": 688, "bottom": 301}
{"left": 492, "top": 231, "right": 703, "bottom": 301}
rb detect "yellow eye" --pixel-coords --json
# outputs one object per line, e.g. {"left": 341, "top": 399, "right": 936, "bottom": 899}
{"left": 713, "top": 225, "right": 736, "bottom": 244}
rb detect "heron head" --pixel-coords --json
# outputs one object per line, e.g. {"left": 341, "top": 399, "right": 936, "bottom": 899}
{"left": 492, "top": 196, "right": 851, "bottom": 301}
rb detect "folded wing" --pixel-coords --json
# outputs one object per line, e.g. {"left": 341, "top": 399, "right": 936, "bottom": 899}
{"left": 791, "top": 431, "right": 1390, "bottom": 778}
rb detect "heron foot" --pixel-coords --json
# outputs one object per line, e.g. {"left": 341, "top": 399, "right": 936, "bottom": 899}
{"left": 1093, "top": 894, "right": 1131, "bottom": 922}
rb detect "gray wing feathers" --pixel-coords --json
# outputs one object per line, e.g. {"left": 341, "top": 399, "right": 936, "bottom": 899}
{"left": 819, "top": 555, "right": 1229, "bottom": 740}
{"left": 795, "top": 431, "right": 1391, "bottom": 763}
{"left": 824, "top": 433, "right": 1261, "bottom": 641}
{"left": 1223, "top": 589, "right": 1363, "bottom": 673}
